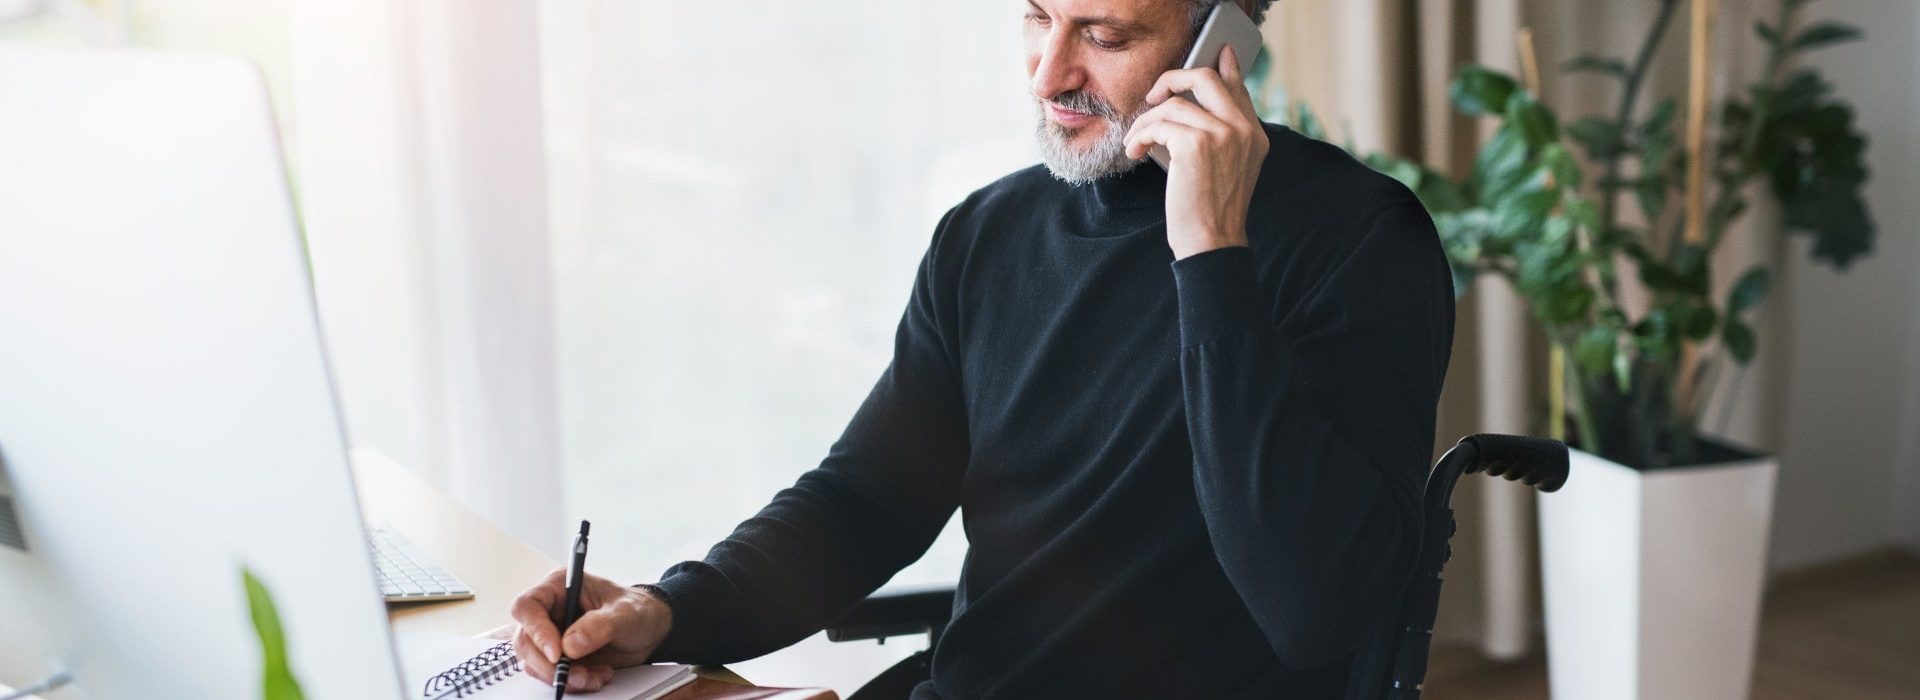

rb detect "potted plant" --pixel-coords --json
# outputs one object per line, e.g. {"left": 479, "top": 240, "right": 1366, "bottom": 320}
{"left": 1247, "top": 0, "right": 1873, "bottom": 696}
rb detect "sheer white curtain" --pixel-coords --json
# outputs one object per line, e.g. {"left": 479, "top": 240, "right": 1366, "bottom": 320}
{"left": 291, "top": 0, "right": 1037, "bottom": 690}
{"left": 291, "top": 0, "right": 566, "bottom": 557}
{"left": 538, "top": 0, "right": 1036, "bottom": 691}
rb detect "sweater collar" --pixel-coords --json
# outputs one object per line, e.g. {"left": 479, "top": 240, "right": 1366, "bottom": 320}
{"left": 1087, "top": 158, "right": 1168, "bottom": 211}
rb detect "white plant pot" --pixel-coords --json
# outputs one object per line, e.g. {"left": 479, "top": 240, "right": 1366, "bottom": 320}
{"left": 1538, "top": 444, "right": 1777, "bottom": 700}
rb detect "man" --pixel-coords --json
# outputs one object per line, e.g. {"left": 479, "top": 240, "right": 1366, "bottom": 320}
{"left": 510, "top": 0, "right": 1453, "bottom": 697}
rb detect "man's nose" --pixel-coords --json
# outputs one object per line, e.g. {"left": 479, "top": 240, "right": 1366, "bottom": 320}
{"left": 1029, "top": 32, "right": 1084, "bottom": 102}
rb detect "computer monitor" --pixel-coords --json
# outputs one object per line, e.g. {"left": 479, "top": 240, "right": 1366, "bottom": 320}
{"left": 0, "top": 49, "right": 404, "bottom": 698}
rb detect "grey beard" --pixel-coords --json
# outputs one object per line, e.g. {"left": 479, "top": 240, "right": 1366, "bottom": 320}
{"left": 1034, "top": 95, "right": 1143, "bottom": 186}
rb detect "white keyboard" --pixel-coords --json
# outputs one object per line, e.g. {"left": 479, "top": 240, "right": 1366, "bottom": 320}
{"left": 368, "top": 525, "right": 474, "bottom": 603}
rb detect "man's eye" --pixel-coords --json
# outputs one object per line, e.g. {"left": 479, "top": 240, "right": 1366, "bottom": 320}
{"left": 1087, "top": 34, "right": 1124, "bottom": 50}
{"left": 1025, "top": 12, "right": 1049, "bottom": 26}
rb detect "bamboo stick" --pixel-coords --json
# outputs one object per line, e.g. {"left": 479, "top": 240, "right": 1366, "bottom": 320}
{"left": 1517, "top": 28, "right": 1542, "bottom": 101}
{"left": 1685, "top": 0, "right": 1714, "bottom": 245}
{"left": 1676, "top": 0, "right": 1716, "bottom": 426}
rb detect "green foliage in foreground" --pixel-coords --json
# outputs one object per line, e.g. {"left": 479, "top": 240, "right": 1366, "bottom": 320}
{"left": 244, "top": 566, "right": 307, "bottom": 700}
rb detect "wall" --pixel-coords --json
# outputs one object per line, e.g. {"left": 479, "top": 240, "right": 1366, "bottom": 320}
{"left": 1772, "top": 0, "right": 1920, "bottom": 568}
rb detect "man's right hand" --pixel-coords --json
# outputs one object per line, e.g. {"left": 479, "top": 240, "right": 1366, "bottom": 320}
{"left": 508, "top": 567, "right": 674, "bottom": 693}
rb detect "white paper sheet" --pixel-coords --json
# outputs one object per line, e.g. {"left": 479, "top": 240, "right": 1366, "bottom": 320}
{"left": 397, "top": 633, "right": 696, "bottom": 700}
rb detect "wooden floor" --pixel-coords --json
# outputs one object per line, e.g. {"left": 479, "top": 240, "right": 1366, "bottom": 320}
{"left": 1422, "top": 549, "right": 1920, "bottom": 699}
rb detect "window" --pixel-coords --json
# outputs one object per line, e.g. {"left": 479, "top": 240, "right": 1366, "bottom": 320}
{"left": 539, "top": 2, "right": 1038, "bottom": 690}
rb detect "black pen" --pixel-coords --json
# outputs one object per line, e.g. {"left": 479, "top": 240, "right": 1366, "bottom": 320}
{"left": 553, "top": 520, "right": 590, "bottom": 699}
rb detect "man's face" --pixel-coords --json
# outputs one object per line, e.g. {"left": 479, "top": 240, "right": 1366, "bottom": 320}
{"left": 1024, "top": 0, "right": 1194, "bottom": 185}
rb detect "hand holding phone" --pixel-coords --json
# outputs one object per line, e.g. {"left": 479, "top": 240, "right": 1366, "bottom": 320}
{"left": 1123, "top": 2, "right": 1271, "bottom": 260}
{"left": 1146, "top": 1, "right": 1265, "bottom": 169}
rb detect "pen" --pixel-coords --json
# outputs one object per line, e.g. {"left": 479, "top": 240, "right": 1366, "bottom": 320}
{"left": 553, "top": 520, "right": 590, "bottom": 699}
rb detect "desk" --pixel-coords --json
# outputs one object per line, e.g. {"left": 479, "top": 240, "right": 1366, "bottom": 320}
{"left": 351, "top": 448, "right": 557, "bottom": 639}
{"left": 352, "top": 450, "right": 759, "bottom": 693}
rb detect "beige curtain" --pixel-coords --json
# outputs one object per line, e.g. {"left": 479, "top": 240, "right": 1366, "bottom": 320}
{"left": 1256, "top": 0, "right": 1783, "bottom": 658}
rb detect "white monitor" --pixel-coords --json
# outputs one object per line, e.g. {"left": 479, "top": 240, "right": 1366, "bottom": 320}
{"left": 0, "top": 49, "right": 404, "bottom": 698}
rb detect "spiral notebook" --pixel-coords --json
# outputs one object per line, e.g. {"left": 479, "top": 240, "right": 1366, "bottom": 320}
{"left": 399, "top": 633, "right": 697, "bottom": 700}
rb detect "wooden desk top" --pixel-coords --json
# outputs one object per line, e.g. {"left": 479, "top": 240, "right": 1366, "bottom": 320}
{"left": 350, "top": 448, "right": 558, "bottom": 639}
{"left": 352, "top": 450, "right": 758, "bottom": 693}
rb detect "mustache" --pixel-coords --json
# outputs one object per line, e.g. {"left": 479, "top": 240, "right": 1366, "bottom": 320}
{"left": 1045, "top": 89, "right": 1119, "bottom": 119}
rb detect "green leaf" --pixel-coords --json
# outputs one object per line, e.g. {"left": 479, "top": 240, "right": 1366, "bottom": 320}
{"left": 1672, "top": 243, "right": 1711, "bottom": 295}
{"left": 1541, "top": 143, "right": 1583, "bottom": 189}
{"left": 1563, "top": 195, "right": 1602, "bottom": 233}
{"left": 1683, "top": 303, "right": 1718, "bottom": 341}
{"left": 1505, "top": 92, "right": 1561, "bottom": 149}
{"left": 1567, "top": 116, "right": 1625, "bottom": 159}
{"left": 1633, "top": 308, "right": 1671, "bottom": 359}
{"left": 1613, "top": 345, "right": 1633, "bottom": 395}
{"left": 1765, "top": 92, "right": 1877, "bottom": 269}
{"left": 1600, "top": 307, "right": 1628, "bottom": 328}
{"left": 1575, "top": 325, "right": 1616, "bottom": 376}
{"left": 1294, "top": 100, "right": 1327, "bottom": 141}
{"left": 1771, "top": 70, "right": 1833, "bottom": 115}
{"left": 1635, "top": 174, "right": 1668, "bottom": 223}
{"left": 1637, "top": 258, "right": 1688, "bottom": 293}
{"left": 1474, "top": 125, "right": 1531, "bottom": 202}
{"left": 1256, "top": 66, "right": 1290, "bottom": 119}
{"left": 1438, "top": 208, "right": 1495, "bottom": 261}
{"left": 1720, "top": 98, "right": 1754, "bottom": 146}
{"left": 1727, "top": 267, "right": 1770, "bottom": 314}
{"left": 1640, "top": 100, "right": 1679, "bottom": 179}
{"left": 1451, "top": 65, "right": 1518, "bottom": 117}
{"left": 1367, "top": 153, "right": 1422, "bottom": 190}
{"left": 1563, "top": 54, "right": 1628, "bottom": 78}
{"left": 1789, "top": 22, "right": 1864, "bottom": 53}
{"left": 1540, "top": 285, "right": 1596, "bottom": 323}
{"left": 1542, "top": 214, "right": 1575, "bottom": 249}
{"left": 1641, "top": 99, "right": 1679, "bottom": 137}
{"left": 1755, "top": 20, "right": 1782, "bottom": 48}
{"left": 1414, "top": 169, "right": 1472, "bottom": 213}
{"left": 1491, "top": 189, "right": 1559, "bottom": 241}
{"left": 1723, "top": 319, "right": 1757, "bottom": 364}
{"left": 244, "top": 567, "right": 307, "bottom": 700}
{"left": 1642, "top": 137, "right": 1673, "bottom": 179}
{"left": 1245, "top": 49, "right": 1273, "bottom": 110}
{"left": 1709, "top": 189, "right": 1748, "bottom": 237}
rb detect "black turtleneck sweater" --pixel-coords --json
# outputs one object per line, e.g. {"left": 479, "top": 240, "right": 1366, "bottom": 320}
{"left": 647, "top": 123, "right": 1455, "bottom": 699}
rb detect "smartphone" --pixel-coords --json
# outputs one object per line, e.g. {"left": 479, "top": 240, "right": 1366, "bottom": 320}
{"left": 1149, "top": 1, "right": 1265, "bottom": 169}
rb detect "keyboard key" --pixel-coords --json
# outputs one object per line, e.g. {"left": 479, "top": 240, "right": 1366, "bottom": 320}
{"left": 367, "top": 526, "right": 473, "bottom": 603}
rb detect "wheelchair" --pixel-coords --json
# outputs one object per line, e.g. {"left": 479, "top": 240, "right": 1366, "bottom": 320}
{"left": 821, "top": 433, "right": 1570, "bottom": 699}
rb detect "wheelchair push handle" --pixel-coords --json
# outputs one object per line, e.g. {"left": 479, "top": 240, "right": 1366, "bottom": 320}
{"left": 1456, "top": 433, "right": 1568, "bottom": 492}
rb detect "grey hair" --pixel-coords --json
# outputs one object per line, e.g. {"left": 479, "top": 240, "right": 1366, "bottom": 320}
{"left": 1184, "top": 0, "right": 1276, "bottom": 32}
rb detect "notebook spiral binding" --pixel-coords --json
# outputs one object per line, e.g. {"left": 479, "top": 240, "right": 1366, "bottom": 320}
{"left": 423, "top": 641, "right": 522, "bottom": 698}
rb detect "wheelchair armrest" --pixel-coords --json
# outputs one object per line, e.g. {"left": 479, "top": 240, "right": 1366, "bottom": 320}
{"left": 825, "top": 584, "right": 955, "bottom": 644}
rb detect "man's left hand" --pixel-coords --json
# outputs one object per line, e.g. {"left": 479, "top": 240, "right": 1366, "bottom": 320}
{"left": 1123, "top": 44, "right": 1269, "bottom": 260}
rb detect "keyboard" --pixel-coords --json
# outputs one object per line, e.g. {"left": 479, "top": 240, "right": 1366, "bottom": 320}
{"left": 368, "top": 525, "right": 474, "bottom": 603}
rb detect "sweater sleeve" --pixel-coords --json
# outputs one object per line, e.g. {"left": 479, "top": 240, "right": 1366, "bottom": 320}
{"left": 1170, "top": 201, "right": 1453, "bottom": 670}
{"left": 644, "top": 212, "right": 971, "bottom": 664}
